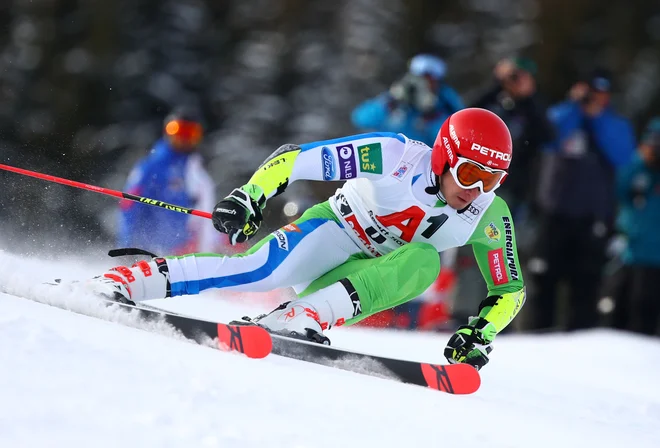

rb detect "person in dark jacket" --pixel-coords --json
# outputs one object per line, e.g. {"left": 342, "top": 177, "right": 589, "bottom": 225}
{"left": 528, "top": 69, "right": 636, "bottom": 331}
{"left": 603, "top": 117, "right": 660, "bottom": 335}
{"left": 471, "top": 57, "right": 555, "bottom": 219}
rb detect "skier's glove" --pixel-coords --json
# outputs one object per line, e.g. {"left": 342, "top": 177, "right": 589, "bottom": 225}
{"left": 444, "top": 317, "right": 496, "bottom": 371}
{"left": 212, "top": 184, "right": 266, "bottom": 245}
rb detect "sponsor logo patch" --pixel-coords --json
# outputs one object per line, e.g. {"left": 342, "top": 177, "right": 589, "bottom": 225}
{"left": 283, "top": 223, "right": 301, "bottom": 233}
{"left": 391, "top": 162, "right": 412, "bottom": 181}
{"left": 357, "top": 143, "right": 383, "bottom": 174}
{"left": 273, "top": 230, "right": 289, "bottom": 251}
{"left": 488, "top": 248, "right": 508, "bottom": 285}
{"left": 321, "top": 146, "right": 336, "bottom": 180}
{"left": 334, "top": 192, "right": 380, "bottom": 257}
{"left": 336, "top": 144, "right": 357, "bottom": 179}
{"left": 263, "top": 156, "right": 286, "bottom": 171}
{"left": 442, "top": 137, "right": 454, "bottom": 164}
{"left": 471, "top": 143, "right": 511, "bottom": 162}
{"left": 502, "top": 216, "right": 519, "bottom": 280}
{"left": 449, "top": 124, "right": 460, "bottom": 148}
{"left": 457, "top": 202, "right": 482, "bottom": 224}
{"left": 484, "top": 222, "right": 501, "bottom": 243}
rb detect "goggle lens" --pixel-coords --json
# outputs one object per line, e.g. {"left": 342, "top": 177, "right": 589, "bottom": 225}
{"left": 165, "top": 120, "right": 203, "bottom": 147}
{"left": 455, "top": 159, "right": 505, "bottom": 193}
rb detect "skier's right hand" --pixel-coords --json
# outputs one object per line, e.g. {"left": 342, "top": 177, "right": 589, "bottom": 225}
{"left": 212, "top": 184, "right": 266, "bottom": 245}
{"left": 444, "top": 317, "right": 495, "bottom": 371}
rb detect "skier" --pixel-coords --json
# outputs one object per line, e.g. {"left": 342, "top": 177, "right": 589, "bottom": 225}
{"left": 84, "top": 107, "right": 526, "bottom": 371}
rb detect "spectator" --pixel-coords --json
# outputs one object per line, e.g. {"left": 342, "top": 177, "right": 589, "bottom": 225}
{"left": 528, "top": 68, "right": 636, "bottom": 331}
{"left": 471, "top": 57, "right": 555, "bottom": 219}
{"left": 118, "top": 105, "right": 222, "bottom": 255}
{"left": 351, "top": 53, "right": 464, "bottom": 146}
{"left": 604, "top": 117, "right": 660, "bottom": 335}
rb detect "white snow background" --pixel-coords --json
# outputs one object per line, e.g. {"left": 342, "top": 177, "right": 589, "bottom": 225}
{"left": 1, "top": 248, "right": 659, "bottom": 448}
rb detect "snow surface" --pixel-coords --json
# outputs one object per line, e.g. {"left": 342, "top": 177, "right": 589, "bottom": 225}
{"left": 1, "top": 248, "right": 660, "bottom": 448}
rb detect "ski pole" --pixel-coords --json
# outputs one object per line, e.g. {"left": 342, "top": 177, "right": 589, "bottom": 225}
{"left": 0, "top": 163, "right": 213, "bottom": 219}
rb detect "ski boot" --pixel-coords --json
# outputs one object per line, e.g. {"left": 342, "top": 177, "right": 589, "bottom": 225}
{"left": 235, "top": 301, "right": 331, "bottom": 345}
{"left": 46, "top": 273, "right": 135, "bottom": 306}
{"left": 48, "top": 258, "right": 170, "bottom": 306}
{"left": 84, "top": 274, "right": 135, "bottom": 305}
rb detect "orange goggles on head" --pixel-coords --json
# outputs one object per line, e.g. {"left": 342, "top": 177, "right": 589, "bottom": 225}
{"left": 165, "top": 119, "right": 203, "bottom": 147}
{"left": 449, "top": 157, "right": 507, "bottom": 194}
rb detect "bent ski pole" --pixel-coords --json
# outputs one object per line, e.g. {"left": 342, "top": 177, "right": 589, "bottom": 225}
{"left": 0, "top": 163, "right": 212, "bottom": 219}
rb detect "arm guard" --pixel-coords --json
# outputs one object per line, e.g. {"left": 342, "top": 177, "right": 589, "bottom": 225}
{"left": 477, "top": 287, "right": 526, "bottom": 333}
{"left": 247, "top": 144, "right": 301, "bottom": 200}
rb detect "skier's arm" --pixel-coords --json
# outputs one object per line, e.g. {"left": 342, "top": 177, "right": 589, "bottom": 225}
{"left": 443, "top": 196, "right": 526, "bottom": 370}
{"left": 212, "top": 133, "right": 407, "bottom": 244}
{"left": 466, "top": 196, "right": 526, "bottom": 333}
{"left": 246, "top": 132, "right": 407, "bottom": 200}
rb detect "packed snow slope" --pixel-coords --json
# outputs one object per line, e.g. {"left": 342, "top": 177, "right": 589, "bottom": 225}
{"left": 1, "top": 248, "right": 659, "bottom": 448}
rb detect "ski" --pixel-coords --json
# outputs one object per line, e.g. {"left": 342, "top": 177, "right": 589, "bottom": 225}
{"left": 128, "top": 304, "right": 479, "bottom": 394}
{"left": 103, "top": 302, "right": 479, "bottom": 393}
{"left": 269, "top": 334, "right": 481, "bottom": 394}
{"left": 6, "top": 290, "right": 272, "bottom": 359}
{"left": 104, "top": 300, "right": 273, "bottom": 359}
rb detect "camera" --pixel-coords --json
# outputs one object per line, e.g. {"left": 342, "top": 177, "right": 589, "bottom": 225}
{"left": 389, "top": 74, "right": 437, "bottom": 113}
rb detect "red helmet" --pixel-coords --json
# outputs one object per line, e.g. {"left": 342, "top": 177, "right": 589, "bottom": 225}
{"left": 431, "top": 108, "right": 513, "bottom": 175}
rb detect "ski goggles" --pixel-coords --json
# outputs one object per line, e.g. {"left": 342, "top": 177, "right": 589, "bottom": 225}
{"left": 449, "top": 157, "right": 507, "bottom": 194}
{"left": 165, "top": 119, "right": 203, "bottom": 148}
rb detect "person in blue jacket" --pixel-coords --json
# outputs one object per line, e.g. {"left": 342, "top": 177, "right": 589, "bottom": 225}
{"left": 604, "top": 117, "right": 660, "bottom": 335}
{"left": 528, "top": 69, "right": 636, "bottom": 331}
{"left": 118, "top": 106, "right": 220, "bottom": 255}
{"left": 351, "top": 54, "right": 464, "bottom": 146}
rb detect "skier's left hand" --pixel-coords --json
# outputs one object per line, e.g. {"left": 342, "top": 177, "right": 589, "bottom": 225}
{"left": 444, "top": 317, "right": 496, "bottom": 371}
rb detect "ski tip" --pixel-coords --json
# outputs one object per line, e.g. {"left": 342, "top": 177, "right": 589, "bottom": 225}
{"left": 420, "top": 363, "right": 481, "bottom": 395}
{"left": 216, "top": 324, "right": 273, "bottom": 359}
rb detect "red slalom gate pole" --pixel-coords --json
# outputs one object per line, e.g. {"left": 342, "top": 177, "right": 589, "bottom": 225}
{"left": 0, "top": 163, "right": 213, "bottom": 219}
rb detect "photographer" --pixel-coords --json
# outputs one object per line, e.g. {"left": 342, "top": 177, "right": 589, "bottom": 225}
{"left": 528, "top": 69, "right": 636, "bottom": 331}
{"left": 604, "top": 117, "right": 660, "bottom": 335}
{"left": 351, "top": 54, "right": 464, "bottom": 146}
{"left": 472, "top": 57, "right": 554, "bottom": 219}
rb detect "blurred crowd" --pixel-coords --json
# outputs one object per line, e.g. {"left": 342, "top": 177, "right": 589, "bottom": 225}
{"left": 348, "top": 54, "right": 660, "bottom": 337}
{"left": 1, "top": 1, "right": 660, "bottom": 337}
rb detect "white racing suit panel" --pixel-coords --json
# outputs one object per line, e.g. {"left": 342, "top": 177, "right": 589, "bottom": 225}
{"left": 165, "top": 216, "right": 362, "bottom": 297}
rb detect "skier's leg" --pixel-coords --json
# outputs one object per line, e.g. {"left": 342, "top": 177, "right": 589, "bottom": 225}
{"left": 305, "top": 242, "right": 442, "bottom": 325}
{"left": 254, "top": 242, "right": 441, "bottom": 338}
{"left": 165, "top": 216, "right": 357, "bottom": 297}
{"left": 87, "top": 202, "right": 361, "bottom": 303}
